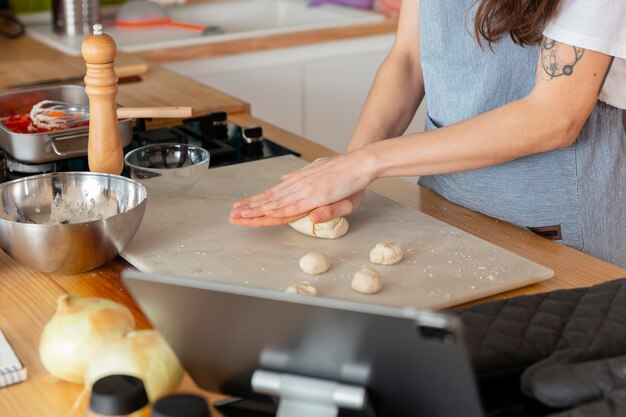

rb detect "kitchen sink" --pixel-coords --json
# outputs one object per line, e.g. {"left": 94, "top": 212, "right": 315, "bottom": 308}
{"left": 26, "top": 0, "right": 385, "bottom": 56}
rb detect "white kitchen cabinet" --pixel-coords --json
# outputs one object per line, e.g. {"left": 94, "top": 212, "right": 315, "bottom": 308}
{"left": 163, "top": 34, "right": 426, "bottom": 153}
{"left": 192, "top": 64, "right": 303, "bottom": 135}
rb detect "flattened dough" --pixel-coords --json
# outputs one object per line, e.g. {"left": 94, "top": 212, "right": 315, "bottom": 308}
{"left": 289, "top": 216, "right": 349, "bottom": 239}
{"left": 285, "top": 281, "right": 318, "bottom": 296}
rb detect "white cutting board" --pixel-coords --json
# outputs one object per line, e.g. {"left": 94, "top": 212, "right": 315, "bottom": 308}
{"left": 122, "top": 155, "right": 554, "bottom": 309}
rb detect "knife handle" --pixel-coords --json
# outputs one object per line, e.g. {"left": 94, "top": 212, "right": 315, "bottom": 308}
{"left": 115, "top": 62, "right": 149, "bottom": 78}
{"left": 117, "top": 106, "right": 193, "bottom": 119}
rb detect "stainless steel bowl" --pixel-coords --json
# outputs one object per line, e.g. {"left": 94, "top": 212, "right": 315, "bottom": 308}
{"left": 124, "top": 143, "right": 210, "bottom": 196}
{"left": 0, "top": 172, "right": 147, "bottom": 274}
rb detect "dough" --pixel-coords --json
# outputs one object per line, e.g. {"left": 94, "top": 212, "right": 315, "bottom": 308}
{"left": 351, "top": 268, "right": 383, "bottom": 294}
{"left": 289, "top": 216, "right": 349, "bottom": 239}
{"left": 369, "top": 242, "right": 403, "bottom": 265}
{"left": 299, "top": 252, "right": 330, "bottom": 275}
{"left": 285, "top": 281, "right": 318, "bottom": 296}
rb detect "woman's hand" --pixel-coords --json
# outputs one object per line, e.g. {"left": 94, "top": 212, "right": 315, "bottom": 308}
{"left": 230, "top": 150, "right": 376, "bottom": 223}
{"left": 229, "top": 191, "right": 365, "bottom": 227}
{"left": 307, "top": 191, "right": 365, "bottom": 223}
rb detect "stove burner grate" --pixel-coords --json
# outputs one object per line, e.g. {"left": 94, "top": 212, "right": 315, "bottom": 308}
{"left": 0, "top": 111, "right": 298, "bottom": 184}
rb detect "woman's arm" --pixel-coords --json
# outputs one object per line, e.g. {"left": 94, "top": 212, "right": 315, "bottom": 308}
{"left": 346, "top": 0, "right": 425, "bottom": 152}
{"left": 231, "top": 39, "right": 613, "bottom": 225}
{"left": 365, "top": 39, "right": 613, "bottom": 177}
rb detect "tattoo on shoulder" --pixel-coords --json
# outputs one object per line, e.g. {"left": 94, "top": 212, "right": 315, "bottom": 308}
{"left": 540, "top": 38, "right": 585, "bottom": 80}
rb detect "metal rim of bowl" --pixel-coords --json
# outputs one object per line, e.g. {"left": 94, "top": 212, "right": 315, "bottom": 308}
{"left": 124, "top": 142, "right": 211, "bottom": 173}
{"left": 0, "top": 171, "right": 147, "bottom": 227}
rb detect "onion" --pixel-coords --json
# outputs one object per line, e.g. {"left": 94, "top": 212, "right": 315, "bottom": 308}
{"left": 85, "top": 329, "right": 184, "bottom": 401}
{"left": 39, "top": 294, "right": 136, "bottom": 383}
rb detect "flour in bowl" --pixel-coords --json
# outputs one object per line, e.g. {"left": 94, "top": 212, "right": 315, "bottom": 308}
{"left": 49, "top": 192, "right": 118, "bottom": 224}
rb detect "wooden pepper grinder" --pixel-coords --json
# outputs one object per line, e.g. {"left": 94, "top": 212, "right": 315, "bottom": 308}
{"left": 81, "top": 24, "right": 123, "bottom": 175}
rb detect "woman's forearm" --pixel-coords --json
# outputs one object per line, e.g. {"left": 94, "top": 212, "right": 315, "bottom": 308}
{"left": 362, "top": 94, "right": 580, "bottom": 179}
{"left": 347, "top": 47, "right": 425, "bottom": 153}
{"left": 347, "top": 0, "right": 425, "bottom": 153}
{"left": 361, "top": 43, "right": 612, "bottom": 179}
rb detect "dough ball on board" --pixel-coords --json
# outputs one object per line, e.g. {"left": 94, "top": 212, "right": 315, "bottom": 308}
{"left": 351, "top": 268, "right": 383, "bottom": 295}
{"left": 285, "top": 281, "right": 318, "bottom": 296}
{"left": 299, "top": 252, "right": 330, "bottom": 275}
{"left": 369, "top": 242, "right": 403, "bottom": 265}
{"left": 289, "top": 216, "right": 349, "bottom": 239}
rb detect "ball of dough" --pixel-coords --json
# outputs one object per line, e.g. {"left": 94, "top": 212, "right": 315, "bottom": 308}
{"left": 289, "top": 216, "right": 349, "bottom": 239}
{"left": 369, "top": 242, "right": 403, "bottom": 265}
{"left": 285, "top": 281, "right": 317, "bottom": 296}
{"left": 299, "top": 252, "right": 330, "bottom": 275}
{"left": 351, "top": 268, "right": 383, "bottom": 294}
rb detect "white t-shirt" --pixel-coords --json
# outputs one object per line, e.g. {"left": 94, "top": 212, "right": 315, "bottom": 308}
{"left": 543, "top": 0, "right": 626, "bottom": 109}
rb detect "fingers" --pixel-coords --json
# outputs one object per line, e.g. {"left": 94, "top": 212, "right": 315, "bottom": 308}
{"left": 308, "top": 194, "right": 362, "bottom": 223}
{"left": 233, "top": 169, "right": 309, "bottom": 213}
{"left": 235, "top": 158, "right": 332, "bottom": 212}
{"left": 309, "top": 203, "right": 347, "bottom": 224}
{"left": 232, "top": 174, "right": 325, "bottom": 219}
{"left": 229, "top": 212, "right": 304, "bottom": 227}
{"left": 231, "top": 154, "right": 370, "bottom": 222}
{"left": 232, "top": 192, "right": 316, "bottom": 220}
{"left": 230, "top": 191, "right": 364, "bottom": 228}
{"left": 232, "top": 187, "right": 277, "bottom": 210}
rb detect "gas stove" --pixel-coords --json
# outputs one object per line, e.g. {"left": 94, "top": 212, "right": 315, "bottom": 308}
{"left": 0, "top": 111, "right": 299, "bottom": 183}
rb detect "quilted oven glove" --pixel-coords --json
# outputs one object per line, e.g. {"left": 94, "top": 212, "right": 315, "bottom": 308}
{"left": 520, "top": 278, "right": 626, "bottom": 412}
{"left": 455, "top": 278, "right": 626, "bottom": 414}
{"left": 523, "top": 355, "right": 626, "bottom": 416}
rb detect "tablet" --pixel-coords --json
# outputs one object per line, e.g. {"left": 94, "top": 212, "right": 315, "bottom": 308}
{"left": 123, "top": 269, "right": 484, "bottom": 417}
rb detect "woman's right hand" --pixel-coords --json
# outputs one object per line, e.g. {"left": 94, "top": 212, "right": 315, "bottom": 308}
{"left": 307, "top": 190, "right": 365, "bottom": 224}
{"left": 229, "top": 191, "right": 364, "bottom": 227}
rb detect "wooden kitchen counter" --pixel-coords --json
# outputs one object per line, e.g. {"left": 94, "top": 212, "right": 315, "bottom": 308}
{"left": 1, "top": 31, "right": 626, "bottom": 417}
{"left": 231, "top": 113, "right": 626, "bottom": 299}
{"left": 137, "top": 19, "right": 398, "bottom": 63}
{"left": 106, "top": 0, "right": 398, "bottom": 63}
{"left": 1, "top": 112, "right": 624, "bottom": 417}
{"left": 0, "top": 36, "right": 250, "bottom": 125}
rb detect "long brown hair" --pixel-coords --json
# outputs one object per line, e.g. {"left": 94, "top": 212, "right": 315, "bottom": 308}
{"left": 473, "top": 0, "right": 562, "bottom": 47}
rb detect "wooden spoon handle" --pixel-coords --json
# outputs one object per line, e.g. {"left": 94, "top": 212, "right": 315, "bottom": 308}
{"left": 114, "top": 62, "right": 149, "bottom": 78}
{"left": 116, "top": 106, "right": 192, "bottom": 119}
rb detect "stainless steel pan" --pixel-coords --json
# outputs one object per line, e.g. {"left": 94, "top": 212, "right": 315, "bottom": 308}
{"left": 0, "top": 84, "right": 132, "bottom": 164}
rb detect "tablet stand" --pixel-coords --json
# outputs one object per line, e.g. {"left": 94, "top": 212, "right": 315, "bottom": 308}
{"left": 252, "top": 370, "right": 367, "bottom": 417}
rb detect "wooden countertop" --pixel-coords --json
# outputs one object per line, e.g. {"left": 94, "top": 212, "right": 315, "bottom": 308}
{"left": 231, "top": 113, "right": 626, "bottom": 299}
{"left": 0, "top": 36, "right": 250, "bottom": 128}
{"left": 1, "top": 112, "right": 625, "bottom": 417}
{"left": 137, "top": 19, "right": 399, "bottom": 63}
{"left": 1, "top": 32, "right": 626, "bottom": 417}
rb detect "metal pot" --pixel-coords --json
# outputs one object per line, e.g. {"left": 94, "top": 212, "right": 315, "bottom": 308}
{"left": 0, "top": 84, "right": 133, "bottom": 164}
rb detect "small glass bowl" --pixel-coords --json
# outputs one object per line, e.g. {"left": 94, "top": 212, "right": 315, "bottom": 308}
{"left": 124, "top": 143, "right": 210, "bottom": 196}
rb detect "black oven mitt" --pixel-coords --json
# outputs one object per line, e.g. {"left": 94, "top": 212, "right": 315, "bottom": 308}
{"left": 454, "top": 278, "right": 626, "bottom": 414}
{"left": 523, "top": 355, "right": 626, "bottom": 416}
{"left": 456, "top": 279, "right": 624, "bottom": 376}
{"left": 519, "top": 279, "right": 626, "bottom": 411}
{"left": 545, "top": 397, "right": 626, "bottom": 417}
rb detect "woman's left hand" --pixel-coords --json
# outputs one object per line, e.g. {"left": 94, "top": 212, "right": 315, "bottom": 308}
{"left": 230, "top": 151, "right": 375, "bottom": 223}
{"left": 229, "top": 191, "right": 365, "bottom": 227}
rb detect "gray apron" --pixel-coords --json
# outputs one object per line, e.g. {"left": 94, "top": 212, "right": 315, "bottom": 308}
{"left": 417, "top": 0, "right": 626, "bottom": 268}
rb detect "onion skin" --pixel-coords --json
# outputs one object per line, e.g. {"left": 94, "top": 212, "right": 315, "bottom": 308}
{"left": 39, "top": 294, "right": 135, "bottom": 383}
{"left": 85, "top": 330, "right": 184, "bottom": 401}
